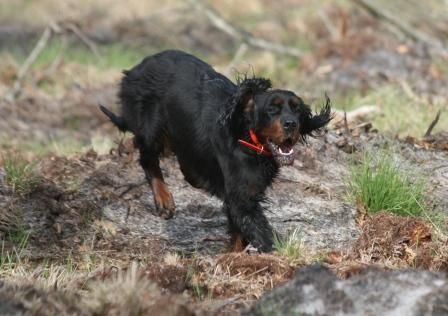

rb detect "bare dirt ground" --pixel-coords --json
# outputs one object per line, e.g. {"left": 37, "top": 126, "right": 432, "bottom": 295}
{"left": 1, "top": 0, "right": 448, "bottom": 315}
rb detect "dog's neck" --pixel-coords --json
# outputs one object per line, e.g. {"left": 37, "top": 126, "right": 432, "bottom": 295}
{"left": 237, "top": 129, "right": 271, "bottom": 156}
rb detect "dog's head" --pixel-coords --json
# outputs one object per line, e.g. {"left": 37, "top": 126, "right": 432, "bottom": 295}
{"left": 221, "top": 77, "right": 332, "bottom": 166}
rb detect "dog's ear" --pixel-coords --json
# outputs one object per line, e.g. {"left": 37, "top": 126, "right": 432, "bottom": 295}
{"left": 219, "top": 77, "right": 271, "bottom": 126}
{"left": 300, "top": 94, "right": 333, "bottom": 138}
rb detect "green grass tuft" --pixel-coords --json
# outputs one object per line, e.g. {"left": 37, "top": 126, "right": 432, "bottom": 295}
{"left": 273, "top": 228, "right": 303, "bottom": 262}
{"left": 0, "top": 229, "right": 29, "bottom": 271}
{"left": 348, "top": 151, "right": 427, "bottom": 216}
{"left": 3, "top": 153, "right": 40, "bottom": 196}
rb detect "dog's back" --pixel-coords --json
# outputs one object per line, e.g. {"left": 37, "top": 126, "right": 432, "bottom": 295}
{"left": 118, "top": 50, "right": 232, "bottom": 197}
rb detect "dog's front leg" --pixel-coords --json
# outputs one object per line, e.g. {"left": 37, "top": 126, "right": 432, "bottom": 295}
{"left": 224, "top": 197, "right": 273, "bottom": 252}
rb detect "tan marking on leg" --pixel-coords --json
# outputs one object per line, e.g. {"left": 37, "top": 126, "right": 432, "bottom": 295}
{"left": 229, "top": 232, "right": 245, "bottom": 252}
{"left": 151, "top": 178, "right": 175, "bottom": 219}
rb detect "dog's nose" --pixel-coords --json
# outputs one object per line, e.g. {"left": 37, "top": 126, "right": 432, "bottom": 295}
{"left": 283, "top": 120, "right": 297, "bottom": 131}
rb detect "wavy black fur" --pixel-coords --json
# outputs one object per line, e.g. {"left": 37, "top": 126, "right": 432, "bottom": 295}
{"left": 219, "top": 76, "right": 272, "bottom": 129}
{"left": 100, "top": 50, "right": 332, "bottom": 252}
{"left": 299, "top": 94, "right": 333, "bottom": 141}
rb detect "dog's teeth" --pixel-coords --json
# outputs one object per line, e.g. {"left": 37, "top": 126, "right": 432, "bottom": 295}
{"left": 279, "top": 148, "right": 294, "bottom": 156}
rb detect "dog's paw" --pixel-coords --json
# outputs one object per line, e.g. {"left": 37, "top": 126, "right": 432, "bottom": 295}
{"left": 229, "top": 232, "right": 246, "bottom": 252}
{"left": 256, "top": 241, "right": 273, "bottom": 253}
{"left": 151, "top": 180, "right": 175, "bottom": 219}
{"left": 155, "top": 196, "right": 175, "bottom": 219}
{"left": 250, "top": 234, "right": 273, "bottom": 253}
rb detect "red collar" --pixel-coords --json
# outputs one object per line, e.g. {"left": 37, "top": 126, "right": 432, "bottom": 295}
{"left": 238, "top": 129, "right": 272, "bottom": 156}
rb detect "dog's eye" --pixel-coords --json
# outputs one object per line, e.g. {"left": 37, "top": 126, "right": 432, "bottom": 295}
{"left": 268, "top": 105, "right": 281, "bottom": 115}
{"left": 289, "top": 98, "right": 303, "bottom": 114}
{"left": 291, "top": 105, "right": 301, "bottom": 113}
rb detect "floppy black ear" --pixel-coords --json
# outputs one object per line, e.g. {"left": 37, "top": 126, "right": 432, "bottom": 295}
{"left": 300, "top": 94, "right": 333, "bottom": 138}
{"left": 219, "top": 77, "right": 271, "bottom": 127}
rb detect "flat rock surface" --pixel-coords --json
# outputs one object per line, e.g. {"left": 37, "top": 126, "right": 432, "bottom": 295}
{"left": 100, "top": 133, "right": 360, "bottom": 253}
{"left": 249, "top": 265, "right": 448, "bottom": 316}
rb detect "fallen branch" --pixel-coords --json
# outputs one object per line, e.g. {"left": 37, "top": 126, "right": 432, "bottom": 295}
{"left": 187, "top": 0, "right": 303, "bottom": 57}
{"left": 4, "top": 20, "right": 103, "bottom": 102}
{"left": 65, "top": 22, "right": 101, "bottom": 60}
{"left": 318, "top": 10, "right": 339, "bottom": 40}
{"left": 5, "top": 26, "right": 53, "bottom": 101}
{"left": 343, "top": 111, "right": 350, "bottom": 136}
{"left": 214, "top": 296, "right": 243, "bottom": 311}
{"left": 117, "top": 180, "right": 146, "bottom": 197}
{"left": 332, "top": 105, "right": 381, "bottom": 125}
{"left": 351, "top": 0, "right": 441, "bottom": 47}
{"left": 424, "top": 110, "right": 441, "bottom": 137}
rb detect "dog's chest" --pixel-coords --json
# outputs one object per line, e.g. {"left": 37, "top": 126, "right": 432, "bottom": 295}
{"left": 239, "top": 156, "right": 279, "bottom": 194}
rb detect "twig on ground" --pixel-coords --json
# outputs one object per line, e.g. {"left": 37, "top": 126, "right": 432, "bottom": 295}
{"left": 245, "top": 266, "right": 269, "bottom": 278}
{"left": 5, "top": 26, "right": 53, "bottom": 101}
{"left": 118, "top": 181, "right": 147, "bottom": 197}
{"left": 125, "top": 205, "right": 131, "bottom": 222}
{"left": 3, "top": 20, "right": 103, "bottom": 102}
{"left": 64, "top": 22, "right": 102, "bottom": 60}
{"left": 399, "top": 81, "right": 422, "bottom": 103}
{"left": 351, "top": 0, "right": 442, "bottom": 48}
{"left": 214, "top": 296, "right": 243, "bottom": 311}
{"left": 42, "top": 36, "right": 67, "bottom": 80}
{"left": 344, "top": 111, "right": 350, "bottom": 136}
{"left": 187, "top": 0, "right": 303, "bottom": 57}
{"left": 332, "top": 106, "right": 381, "bottom": 126}
{"left": 424, "top": 110, "right": 441, "bottom": 137}
{"left": 318, "top": 10, "right": 338, "bottom": 40}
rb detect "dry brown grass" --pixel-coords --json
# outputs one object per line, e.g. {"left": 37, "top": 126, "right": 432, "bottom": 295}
{"left": 186, "top": 252, "right": 296, "bottom": 300}
{"left": 0, "top": 261, "right": 196, "bottom": 316}
{"left": 0, "top": 202, "right": 21, "bottom": 236}
{"left": 326, "top": 212, "right": 448, "bottom": 278}
{"left": 85, "top": 262, "right": 193, "bottom": 316}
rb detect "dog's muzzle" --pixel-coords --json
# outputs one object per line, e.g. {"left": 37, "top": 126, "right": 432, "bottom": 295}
{"left": 267, "top": 139, "right": 295, "bottom": 166}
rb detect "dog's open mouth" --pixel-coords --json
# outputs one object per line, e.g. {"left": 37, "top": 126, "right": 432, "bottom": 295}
{"left": 267, "top": 139, "right": 296, "bottom": 166}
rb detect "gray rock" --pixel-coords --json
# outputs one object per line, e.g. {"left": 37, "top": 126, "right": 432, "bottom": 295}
{"left": 101, "top": 136, "right": 360, "bottom": 253}
{"left": 248, "top": 265, "right": 448, "bottom": 316}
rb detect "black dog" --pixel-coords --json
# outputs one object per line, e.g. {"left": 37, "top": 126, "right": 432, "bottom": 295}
{"left": 100, "top": 50, "right": 331, "bottom": 252}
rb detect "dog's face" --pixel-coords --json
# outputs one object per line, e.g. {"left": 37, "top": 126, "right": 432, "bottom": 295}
{"left": 220, "top": 77, "right": 332, "bottom": 166}
{"left": 250, "top": 90, "right": 306, "bottom": 165}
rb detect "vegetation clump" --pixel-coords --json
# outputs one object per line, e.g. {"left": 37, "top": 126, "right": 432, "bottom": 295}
{"left": 348, "top": 151, "right": 426, "bottom": 217}
{"left": 3, "top": 153, "right": 40, "bottom": 196}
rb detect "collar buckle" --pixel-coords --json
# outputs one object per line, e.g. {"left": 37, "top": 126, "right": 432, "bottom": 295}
{"left": 238, "top": 129, "right": 271, "bottom": 156}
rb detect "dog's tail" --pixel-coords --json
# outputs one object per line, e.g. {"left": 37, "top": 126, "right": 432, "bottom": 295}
{"left": 99, "top": 105, "right": 128, "bottom": 132}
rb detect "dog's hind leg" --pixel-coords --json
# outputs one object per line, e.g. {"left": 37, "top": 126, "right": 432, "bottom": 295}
{"left": 135, "top": 136, "right": 175, "bottom": 219}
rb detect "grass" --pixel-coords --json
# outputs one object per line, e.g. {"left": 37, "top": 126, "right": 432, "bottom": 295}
{"left": 273, "top": 228, "right": 303, "bottom": 262}
{"left": 334, "top": 85, "right": 447, "bottom": 137}
{"left": 85, "top": 261, "right": 160, "bottom": 315}
{"left": 0, "top": 229, "right": 29, "bottom": 271}
{"left": 7, "top": 226, "right": 29, "bottom": 246}
{"left": 185, "top": 253, "right": 207, "bottom": 300}
{"left": 3, "top": 153, "right": 40, "bottom": 196}
{"left": 348, "top": 150, "right": 427, "bottom": 216}
{"left": 11, "top": 38, "right": 144, "bottom": 71}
